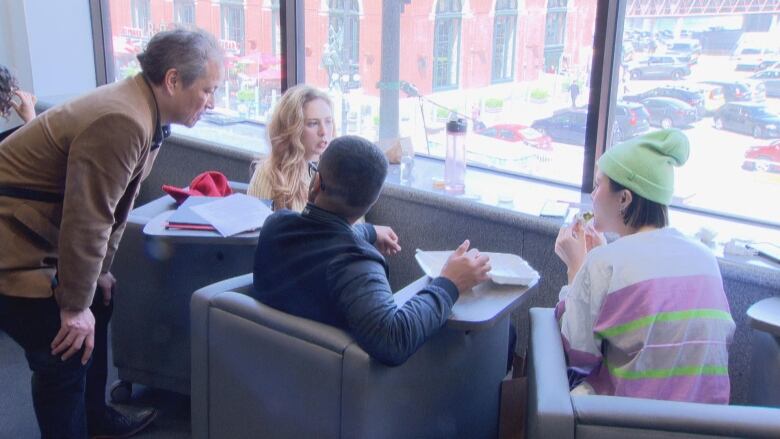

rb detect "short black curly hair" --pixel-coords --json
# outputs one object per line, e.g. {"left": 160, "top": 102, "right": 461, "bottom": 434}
{"left": 0, "top": 65, "right": 20, "bottom": 119}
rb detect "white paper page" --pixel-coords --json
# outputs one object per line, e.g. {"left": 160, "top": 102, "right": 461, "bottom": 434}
{"left": 190, "top": 193, "right": 273, "bottom": 237}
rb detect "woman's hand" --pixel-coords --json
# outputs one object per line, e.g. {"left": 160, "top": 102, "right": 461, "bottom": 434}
{"left": 555, "top": 222, "right": 587, "bottom": 284}
{"left": 582, "top": 220, "right": 606, "bottom": 252}
{"left": 374, "top": 225, "right": 401, "bottom": 256}
{"left": 12, "top": 89, "right": 37, "bottom": 123}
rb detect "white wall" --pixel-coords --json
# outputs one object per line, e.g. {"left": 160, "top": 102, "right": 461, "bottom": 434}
{"left": 1, "top": 0, "right": 97, "bottom": 132}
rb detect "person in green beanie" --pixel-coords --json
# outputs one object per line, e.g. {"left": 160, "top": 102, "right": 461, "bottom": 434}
{"left": 553, "top": 129, "right": 735, "bottom": 403}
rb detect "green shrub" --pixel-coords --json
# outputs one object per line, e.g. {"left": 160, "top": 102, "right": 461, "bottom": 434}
{"left": 530, "top": 88, "right": 549, "bottom": 100}
{"left": 485, "top": 97, "right": 504, "bottom": 109}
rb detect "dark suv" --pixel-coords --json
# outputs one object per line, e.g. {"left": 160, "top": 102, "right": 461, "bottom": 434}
{"left": 624, "top": 86, "right": 705, "bottom": 119}
{"left": 612, "top": 102, "right": 650, "bottom": 141}
{"left": 629, "top": 55, "right": 691, "bottom": 80}
{"left": 713, "top": 103, "right": 780, "bottom": 138}
{"left": 531, "top": 108, "right": 588, "bottom": 146}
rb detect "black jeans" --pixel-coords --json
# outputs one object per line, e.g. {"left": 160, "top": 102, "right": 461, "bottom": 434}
{"left": 0, "top": 294, "right": 91, "bottom": 439}
{"left": 0, "top": 287, "right": 113, "bottom": 439}
{"left": 86, "top": 289, "right": 113, "bottom": 415}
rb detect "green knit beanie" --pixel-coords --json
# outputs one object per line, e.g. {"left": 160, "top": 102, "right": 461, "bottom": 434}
{"left": 597, "top": 129, "right": 689, "bottom": 205}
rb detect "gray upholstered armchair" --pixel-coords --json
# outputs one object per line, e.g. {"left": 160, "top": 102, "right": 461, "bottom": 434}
{"left": 191, "top": 274, "right": 510, "bottom": 439}
{"left": 527, "top": 307, "right": 780, "bottom": 439}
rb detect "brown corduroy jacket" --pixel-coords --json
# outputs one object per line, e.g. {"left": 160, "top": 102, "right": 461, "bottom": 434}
{"left": 0, "top": 74, "right": 163, "bottom": 311}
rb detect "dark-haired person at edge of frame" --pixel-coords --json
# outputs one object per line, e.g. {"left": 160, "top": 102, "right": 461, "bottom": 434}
{"left": 0, "top": 28, "right": 223, "bottom": 439}
{"left": 0, "top": 64, "right": 37, "bottom": 141}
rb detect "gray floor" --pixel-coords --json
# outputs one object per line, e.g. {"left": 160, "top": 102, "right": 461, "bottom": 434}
{"left": 0, "top": 330, "right": 190, "bottom": 438}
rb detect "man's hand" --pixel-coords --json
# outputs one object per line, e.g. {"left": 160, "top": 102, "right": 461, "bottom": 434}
{"left": 97, "top": 272, "right": 117, "bottom": 306}
{"left": 439, "top": 239, "right": 491, "bottom": 293}
{"left": 51, "top": 308, "right": 95, "bottom": 365}
{"left": 11, "top": 89, "right": 37, "bottom": 123}
{"left": 374, "top": 225, "right": 401, "bottom": 256}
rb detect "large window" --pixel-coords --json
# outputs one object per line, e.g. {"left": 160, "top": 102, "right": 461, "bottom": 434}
{"left": 106, "top": 0, "right": 282, "bottom": 151}
{"left": 100, "top": 0, "right": 780, "bottom": 234}
{"left": 613, "top": 4, "right": 780, "bottom": 226}
{"left": 432, "top": 0, "right": 462, "bottom": 91}
{"left": 302, "top": 0, "right": 597, "bottom": 186}
{"left": 492, "top": 0, "right": 518, "bottom": 83}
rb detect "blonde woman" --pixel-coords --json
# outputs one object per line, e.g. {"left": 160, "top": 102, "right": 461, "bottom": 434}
{"left": 248, "top": 85, "right": 334, "bottom": 211}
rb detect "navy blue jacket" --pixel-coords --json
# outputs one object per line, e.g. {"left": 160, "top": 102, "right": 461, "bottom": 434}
{"left": 252, "top": 203, "right": 459, "bottom": 366}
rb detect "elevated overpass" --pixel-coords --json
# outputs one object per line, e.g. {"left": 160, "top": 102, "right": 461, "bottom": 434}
{"left": 627, "top": 0, "right": 780, "bottom": 18}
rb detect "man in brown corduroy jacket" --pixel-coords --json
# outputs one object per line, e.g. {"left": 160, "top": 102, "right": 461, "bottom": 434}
{"left": 0, "top": 28, "right": 222, "bottom": 439}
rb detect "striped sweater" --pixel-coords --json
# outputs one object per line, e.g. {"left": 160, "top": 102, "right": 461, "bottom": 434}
{"left": 555, "top": 227, "right": 735, "bottom": 404}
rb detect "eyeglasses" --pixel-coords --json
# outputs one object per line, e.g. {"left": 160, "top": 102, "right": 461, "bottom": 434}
{"left": 308, "top": 161, "right": 327, "bottom": 192}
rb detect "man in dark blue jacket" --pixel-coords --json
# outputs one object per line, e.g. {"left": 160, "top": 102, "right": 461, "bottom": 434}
{"left": 252, "top": 135, "right": 491, "bottom": 366}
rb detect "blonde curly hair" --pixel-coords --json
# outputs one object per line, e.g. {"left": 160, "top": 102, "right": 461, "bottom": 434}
{"left": 248, "top": 85, "right": 333, "bottom": 211}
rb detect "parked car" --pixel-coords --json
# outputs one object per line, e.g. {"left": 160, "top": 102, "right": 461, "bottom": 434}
{"left": 666, "top": 39, "right": 702, "bottom": 63}
{"left": 475, "top": 124, "right": 553, "bottom": 150}
{"left": 694, "top": 83, "right": 727, "bottom": 114}
{"left": 699, "top": 80, "right": 766, "bottom": 102}
{"left": 750, "top": 69, "right": 780, "bottom": 98}
{"left": 742, "top": 139, "right": 780, "bottom": 172}
{"left": 612, "top": 102, "right": 651, "bottom": 141}
{"left": 628, "top": 55, "right": 691, "bottom": 80}
{"left": 731, "top": 46, "right": 780, "bottom": 71}
{"left": 531, "top": 108, "right": 588, "bottom": 146}
{"left": 713, "top": 102, "right": 780, "bottom": 138}
{"left": 624, "top": 86, "right": 705, "bottom": 119}
{"left": 640, "top": 97, "right": 698, "bottom": 128}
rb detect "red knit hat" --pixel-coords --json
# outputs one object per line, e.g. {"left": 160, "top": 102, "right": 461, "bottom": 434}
{"left": 162, "top": 171, "right": 233, "bottom": 204}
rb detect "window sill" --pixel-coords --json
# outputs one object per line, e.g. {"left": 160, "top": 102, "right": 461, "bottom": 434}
{"left": 389, "top": 155, "right": 780, "bottom": 276}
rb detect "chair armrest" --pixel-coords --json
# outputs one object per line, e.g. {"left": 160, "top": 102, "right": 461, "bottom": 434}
{"left": 527, "top": 308, "right": 575, "bottom": 439}
{"left": 574, "top": 395, "right": 780, "bottom": 438}
{"left": 191, "top": 273, "right": 254, "bottom": 439}
{"left": 190, "top": 273, "right": 355, "bottom": 439}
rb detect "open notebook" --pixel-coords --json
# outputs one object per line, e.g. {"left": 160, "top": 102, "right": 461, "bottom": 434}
{"left": 166, "top": 196, "right": 272, "bottom": 232}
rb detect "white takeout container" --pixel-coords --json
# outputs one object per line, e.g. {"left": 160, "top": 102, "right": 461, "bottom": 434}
{"left": 415, "top": 249, "right": 540, "bottom": 286}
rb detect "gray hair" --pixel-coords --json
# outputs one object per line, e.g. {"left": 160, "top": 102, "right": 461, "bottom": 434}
{"left": 137, "top": 28, "right": 223, "bottom": 87}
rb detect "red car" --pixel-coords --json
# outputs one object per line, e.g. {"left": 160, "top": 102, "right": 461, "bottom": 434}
{"left": 742, "top": 139, "right": 780, "bottom": 173}
{"left": 475, "top": 124, "right": 553, "bottom": 150}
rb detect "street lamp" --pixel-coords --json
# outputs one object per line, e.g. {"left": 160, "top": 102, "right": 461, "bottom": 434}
{"left": 333, "top": 72, "right": 361, "bottom": 135}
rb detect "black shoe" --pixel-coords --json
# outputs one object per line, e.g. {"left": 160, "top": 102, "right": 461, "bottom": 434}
{"left": 88, "top": 405, "right": 158, "bottom": 439}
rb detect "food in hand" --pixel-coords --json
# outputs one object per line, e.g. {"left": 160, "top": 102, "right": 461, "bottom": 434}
{"left": 576, "top": 211, "right": 594, "bottom": 224}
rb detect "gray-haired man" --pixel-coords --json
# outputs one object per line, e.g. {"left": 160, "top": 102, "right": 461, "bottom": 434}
{"left": 0, "top": 28, "right": 223, "bottom": 438}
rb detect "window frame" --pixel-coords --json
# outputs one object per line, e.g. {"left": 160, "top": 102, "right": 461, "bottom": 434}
{"left": 89, "top": 0, "right": 780, "bottom": 230}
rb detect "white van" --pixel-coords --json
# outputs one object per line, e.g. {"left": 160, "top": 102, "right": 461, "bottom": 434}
{"left": 732, "top": 32, "right": 780, "bottom": 71}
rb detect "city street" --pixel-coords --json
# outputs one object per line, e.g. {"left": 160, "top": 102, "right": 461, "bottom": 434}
{"left": 459, "top": 53, "right": 780, "bottom": 224}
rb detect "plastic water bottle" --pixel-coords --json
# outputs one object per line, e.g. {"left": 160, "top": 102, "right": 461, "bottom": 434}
{"left": 400, "top": 153, "right": 414, "bottom": 184}
{"left": 445, "top": 118, "right": 467, "bottom": 194}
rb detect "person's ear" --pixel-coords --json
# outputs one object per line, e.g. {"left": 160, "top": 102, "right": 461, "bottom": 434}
{"left": 163, "top": 68, "right": 179, "bottom": 95}
{"left": 620, "top": 189, "right": 633, "bottom": 211}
